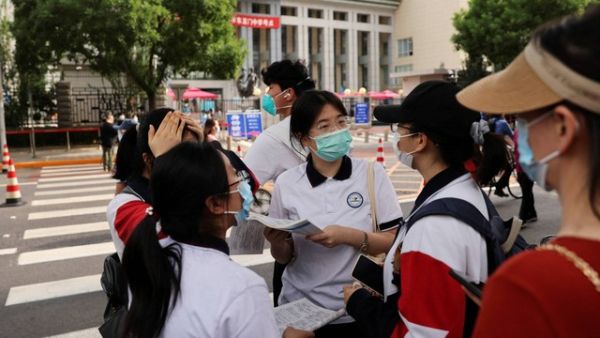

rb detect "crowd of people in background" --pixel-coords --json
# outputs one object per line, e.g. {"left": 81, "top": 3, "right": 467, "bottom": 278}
{"left": 100, "top": 5, "right": 599, "bottom": 338}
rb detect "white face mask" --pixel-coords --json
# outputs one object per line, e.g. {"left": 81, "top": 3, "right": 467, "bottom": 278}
{"left": 392, "top": 132, "right": 419, "bottom": 168}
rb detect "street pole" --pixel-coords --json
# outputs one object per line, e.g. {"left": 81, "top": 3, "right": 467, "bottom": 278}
{"left": 0, "top": 57, "right": 7, "bottom": 152}
{"left": 28, "top": 86, "right": 36, "bottom": 158}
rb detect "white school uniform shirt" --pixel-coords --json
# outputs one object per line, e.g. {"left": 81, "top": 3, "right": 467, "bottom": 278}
{"left": 159, "top": 238, "right": 280, "bottom": 338}
{"left": 244, "top": 116, "right": 307, "bottom": 185}
{"left": 269, "top": 156, "right": 403, "bottom": 324}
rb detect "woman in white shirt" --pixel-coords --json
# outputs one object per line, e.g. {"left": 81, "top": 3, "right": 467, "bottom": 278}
{"left": 121, "top": 142, "right": 311, "bottom": 338}
{"left": 265, "top": 90, "right": 404, "bottom": 338}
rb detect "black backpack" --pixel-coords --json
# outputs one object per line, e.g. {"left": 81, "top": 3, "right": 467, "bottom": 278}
{"left": 405, "top": 190, "right": 532, "bottom": 274}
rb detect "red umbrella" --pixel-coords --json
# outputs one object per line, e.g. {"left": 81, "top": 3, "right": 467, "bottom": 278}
{"left": 369, "top": 90, "right": 400, "bottom": 100}
{"left": 182, "top": 87, "right": 218, "bottom": 100}
{"left": 166, "top": 88, "right": 176, "bottom": 99}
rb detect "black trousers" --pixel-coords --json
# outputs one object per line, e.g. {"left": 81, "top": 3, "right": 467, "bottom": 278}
{"left": 517, "top": 172, "right": 537, "bottom": 220}
{"left": 495, "top": 167, "right": 511, "bottom": 190}
{"left": 272, "top": 261, "right": 286, "bottom": 306}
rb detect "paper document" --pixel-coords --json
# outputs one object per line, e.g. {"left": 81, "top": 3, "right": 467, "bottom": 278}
{"left": 226, "top": 219, "right": 266, "bottom": 255}
{"left": 247, "top": 213, "right": 322, "bottom": 236}
{"left": 274, "top": 298, "right": 345, "bottom": 332}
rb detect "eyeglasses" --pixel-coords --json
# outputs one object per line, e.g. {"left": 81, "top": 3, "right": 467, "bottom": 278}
{"left": 390, "top": 123, "right": 414, "bottom": 134}
{"left": 229, "top": 170, "right": 250, "bottom": 187}
{"left": 314, "top": 116, "right": 351, "bottom": 134}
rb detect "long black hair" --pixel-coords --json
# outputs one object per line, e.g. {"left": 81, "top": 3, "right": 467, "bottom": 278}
{"left": 122, "top": 142, "right": 230, "bottom": 337}
{"left": 261, "top": 59, "right": 316, "bottom": 95}
{"left": 533, "top": 5, "right": 600, "bottom": 219}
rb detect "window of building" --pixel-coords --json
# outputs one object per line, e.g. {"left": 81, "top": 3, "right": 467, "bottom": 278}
{"left": 397, "top": 38, "right": 413, "bottom": 57}
{"left": 281, "top": 6, "right": 297, "bottom": 16}
{"left": 333, "top": 11, "right": 347, "bottom": 21}
{"left": 308, "top": 9, "right": 323, "bottom": 19}
{"left": 251, "top": 3, "right": 270, "bottom": 14}
{"left": 394, "top": 64, "right": 413, "bottom": 73}
{"left": 357, "top": 14, "right": 370, "bottom": 23}
{"left": 379, "top": 16, "right": 391, "bottom": 25}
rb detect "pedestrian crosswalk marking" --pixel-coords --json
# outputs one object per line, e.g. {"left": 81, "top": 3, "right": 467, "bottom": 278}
{"left": 35, "top": 185, "right": 115, "bottom": 197}
{"left": 40, "top": 168, "right": 105, "bottom": 177}
{"left": 38, "top": 174, "right": 112, "bottom": 183}
{"left": 31, "top": 194, "right": 114, "bottom": 206}
{"left": 23, "top": 222, "right": 109, "bottom": 240}
{"left": 18, "top": 242, "right": 116, "bottom": 265}
{"left": 45, "top": 328, "right": 101, "bottom": 338}
{"left": 0, "top": 247, "right": 17, "bottom": 255}
{"left": 28, "top": 206, "right": 107, "bottom": 220}
{"left": 5, "top": 274, "right": 103, "bottom": 306}
{"left": 37, "top": 179, "right": 116, "bottom": 190}
{"left": 42, "top": 163, "right": 100, "bottom": 171}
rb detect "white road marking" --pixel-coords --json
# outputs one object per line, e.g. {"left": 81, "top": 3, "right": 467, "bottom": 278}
{"left": 5, "top": 274, "right": 102, "bottom": 306}
{"left": 32, "top": 194, "right": 114, "bottom": 206}
{"left": 18, "top": 242, "right": 115, "bottom": 265}
{"left": 45, "top": 328, "right": 101, "bottom": 338}
{"left": 37, "top": 179, "right": 115, "bottom": 189}
{"left": 0, "top": 248, "right": 17, "bottom": 255}
{"left": 41, "top": 164, "right": 101, "bottom": 171}
{"left": 40, "top": 169, "right": 105, "bottom": 177}
{"left": 37, "top": 174, "right": 111, "bottom": 183}
{"left": 23, "top": 222, "right": 109, "bottom": 240}
{"left": 0, "top": 182, "right": 37, "bottom": 188}
{"left": 28, "top": 206, "right": 107, "bottom": 220}
{"left": 35, "top": 185, "right": 115, "bottom": 196}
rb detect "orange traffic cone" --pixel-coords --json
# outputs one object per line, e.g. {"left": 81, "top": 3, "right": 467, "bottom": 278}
{"left": 2, "top": 144, "right": 10, "bottom": 174}
{"left": 376, "top": 138, "right": 385, "bottom": 168}
{"left": 1, "top": 159, "right": 26, "bottom": 207}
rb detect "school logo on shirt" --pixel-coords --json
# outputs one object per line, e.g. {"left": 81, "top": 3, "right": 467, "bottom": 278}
{"left": 347, "top": 192, "right": 364, "bottom": 208}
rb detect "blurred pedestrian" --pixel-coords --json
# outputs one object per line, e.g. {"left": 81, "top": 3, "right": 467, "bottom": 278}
{"left": 204, "top": 118, "right": 223, "bottom": 150}
{"left": 458, "top": 6, "right": 600, "bottom": 337}
{"left": 489, "top": 114, "right": 515, "bottom": 197}
{"left": 513, "top": 128, "right": 538, "bottom": 224}
{"left": 100, "top": 112, "right": 118, "bottom": 172}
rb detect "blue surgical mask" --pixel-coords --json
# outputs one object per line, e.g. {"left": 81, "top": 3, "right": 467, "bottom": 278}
{"left": 516, "top": 113, "right": 560, "bottom": 191}
{"left": 262, "top": 90, "right": 291, "bottom": 117}
{"left": 392, "top": 132, "right": 419, "bottom": 168}
{"left": 310, "top": 128, "right": 352, "bottom": 162}
{"left": 225, "top": 180, "right": 254, "bottom": 226}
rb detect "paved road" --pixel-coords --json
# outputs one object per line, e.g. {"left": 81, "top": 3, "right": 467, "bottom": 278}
{"left": 0, "top": 143, "right": 560, "bottom": 337}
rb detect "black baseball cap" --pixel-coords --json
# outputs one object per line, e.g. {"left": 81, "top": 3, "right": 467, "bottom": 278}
{"left": 374, "top": 81, "right": 479, "bottom": 138}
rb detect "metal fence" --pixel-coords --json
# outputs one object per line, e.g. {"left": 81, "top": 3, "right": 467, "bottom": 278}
{"left": 70, "top": 87, "right": 131, "bottom": 125}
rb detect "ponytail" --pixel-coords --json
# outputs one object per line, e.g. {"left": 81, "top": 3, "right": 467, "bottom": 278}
{"left": 122, "top": 215, "right": 182, "bottom": 338}
{"left": 475, "top": 132, "right": 511, "bottom": 186}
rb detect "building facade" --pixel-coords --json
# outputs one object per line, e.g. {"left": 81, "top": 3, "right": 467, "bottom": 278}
{"left": 390, "top": 0, "right": 469, "bottom": 93}
{"left": 237, "top": 0, "right": 399, "bottom": 93}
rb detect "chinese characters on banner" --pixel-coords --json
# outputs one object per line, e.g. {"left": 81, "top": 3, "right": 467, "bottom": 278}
{"left": 231, "top": 13, "right": 281, "bottom": 29}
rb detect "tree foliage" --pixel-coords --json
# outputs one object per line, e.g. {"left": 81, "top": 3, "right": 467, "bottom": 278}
{"left": 452, "top": 0, "right": 593, "bottom": 85}
{"left": 12, "top": 0, "right": 245, "bottom": 110}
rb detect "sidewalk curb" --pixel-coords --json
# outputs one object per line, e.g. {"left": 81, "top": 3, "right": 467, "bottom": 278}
{"left": 15, "top": 157, "right": 102, "bottom": 168}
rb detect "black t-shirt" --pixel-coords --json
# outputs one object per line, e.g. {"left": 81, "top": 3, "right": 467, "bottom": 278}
{"left": 100, "top": 122, "right": 118, "bottom": 147}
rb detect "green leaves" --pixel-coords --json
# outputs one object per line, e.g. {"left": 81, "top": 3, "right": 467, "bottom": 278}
{"left": 12, "top": 0, "right": 245, "bottom": 107}
{"left": 453, "top": 0, "right": 591, "bottom": 72}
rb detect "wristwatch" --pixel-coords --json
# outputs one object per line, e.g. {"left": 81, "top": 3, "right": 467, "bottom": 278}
{"left": 359, "top": 232, "right": 369, "bottom": 253}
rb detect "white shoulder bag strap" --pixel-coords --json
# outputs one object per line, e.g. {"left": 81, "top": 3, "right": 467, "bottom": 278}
{"left": 368, "top": 161, "right": 380, "bottom": 233}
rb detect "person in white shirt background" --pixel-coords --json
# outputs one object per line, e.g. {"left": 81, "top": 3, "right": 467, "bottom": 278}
{"left": 244, "top": 60, "right": 316, "bottom": 305}
{"left": 121, "top": 142, "right": 313, "bottom": 338}
{"left": 265, "top": 90, "right": 403, "bottom": 338}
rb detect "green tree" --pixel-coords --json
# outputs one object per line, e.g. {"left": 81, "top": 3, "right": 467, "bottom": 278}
{"left": 452, "top": 0, "right": 593, "bottom": 86}
{"left": 13, "top": 0, "right": 246, "bottom": 111}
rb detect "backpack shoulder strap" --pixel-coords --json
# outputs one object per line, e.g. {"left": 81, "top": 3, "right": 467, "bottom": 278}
{"left": 406, "top": 198, "right": 496, "bottom": 242}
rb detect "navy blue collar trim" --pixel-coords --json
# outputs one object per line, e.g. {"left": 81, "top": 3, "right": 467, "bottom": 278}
{"left": 306, "top": 155, "right": 352, "bottom": 187}
{"left": 411, "top": 166, "right": 467, "bottom": 213}
{"left": 126, "top": 175, "right": 151, "bottom": 203}
{"left": 177, "top": 235, "right": 230, "bottom": 256}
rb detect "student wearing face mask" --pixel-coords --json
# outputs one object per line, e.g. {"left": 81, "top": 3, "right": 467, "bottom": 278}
{"left": 244, "top": 60, "right": 316, "bottom": 306}
{"left": 457, "top": 6, "right": 600, "bottom": 338}
{"left": 266, "top": 90, "right": 403, "bottom": 338}
{"left": 121, "top": 142, "right": 313, "bottom": 338}
{"left": 344, "top": 81, "right": 510, "bottom": 338}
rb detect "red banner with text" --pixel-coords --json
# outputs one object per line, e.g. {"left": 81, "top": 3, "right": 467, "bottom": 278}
{"left": 231, "top": 13, "right": 281, "bottom": 29}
